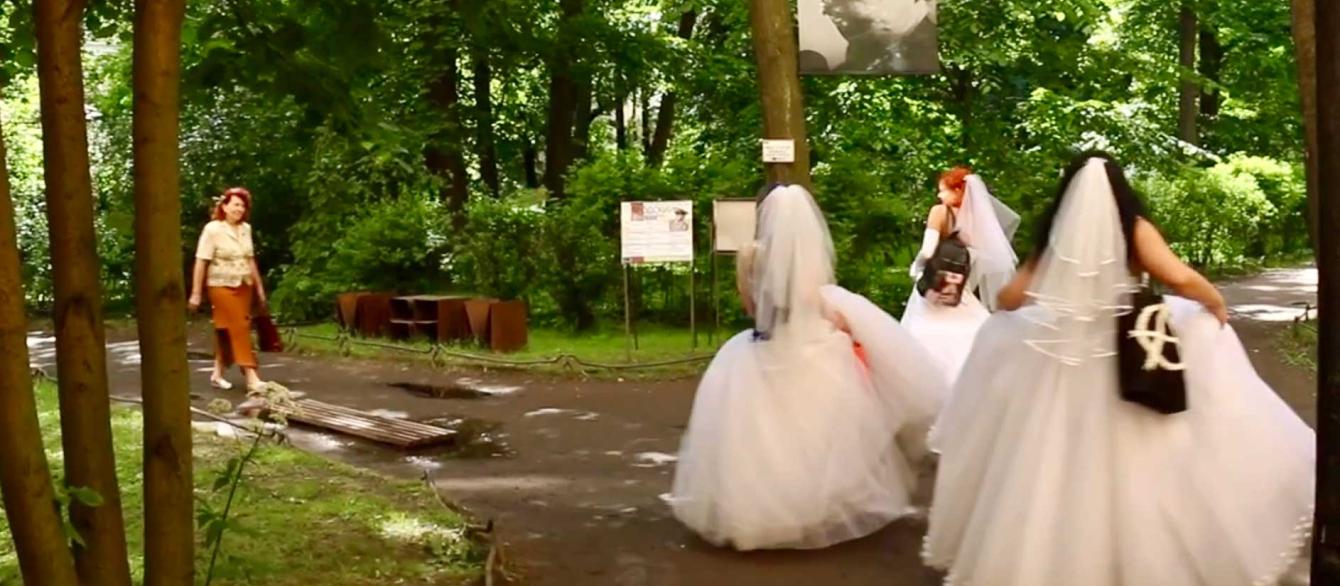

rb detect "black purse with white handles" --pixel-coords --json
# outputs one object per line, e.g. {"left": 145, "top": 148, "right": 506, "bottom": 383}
{"left": 1116, "top": 275, "right": 1188, "bottom": 415}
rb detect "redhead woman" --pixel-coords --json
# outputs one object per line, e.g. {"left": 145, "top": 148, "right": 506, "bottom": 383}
{"left": 189, "top": 187, "right": 268, "bottom": 394}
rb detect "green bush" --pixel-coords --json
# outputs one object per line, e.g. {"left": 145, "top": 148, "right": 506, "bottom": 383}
{"left": 536, "top": 197, "right": 619, "bottom": 331}
{"left": 454, "top": 192, "right": 545, "bottom": 301}
{"left": 1141, "top": 162, "right": 1275, "bottom": 267}
{"left": 272, "top": 196, "right": 449, "bottom": 320}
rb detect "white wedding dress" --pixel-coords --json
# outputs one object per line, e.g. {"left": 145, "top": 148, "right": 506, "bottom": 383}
{"left": 668, "top": 185, "right": 947, "bottom": 551}
{"left": 923, "top": 159, "right": 1314, "bottom": 586}
{"left": 904, "top": 176, "right": 1019, "bottom": 452}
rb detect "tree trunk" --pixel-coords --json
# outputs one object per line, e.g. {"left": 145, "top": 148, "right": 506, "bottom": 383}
{"left": 523, "top": 140, "right": 540, "bottom": 188}
{"left": 748, "top": 0, "right": 811, "bottom": 187}
{"left": 1293, "top": 0, "right": 1321, "bottom": 261}
{"left": 132, "top": 1, "right": 194, "bottom": 583}
{"left": 647, "top": 10, "right": 699, "bottom": 168}
{"left": 639, "top": 89, "right": 651, "bottom": 156}
{"left": 1312, "top": 3, "right": 1340, "bottom": 581}
{"left": 1198, "top": 25, "right": 1221, "bottom": 118}
{"left": 542, "top": 0, "right": 584, "bottom": 198}
{"left": 1178, "top": 4, "right": 1199, "bottom": 146}
{"left": 0, "top": 92, "right": 80, "bottom": 586}
{"left": 471, "top": 45, "right": 500, "bottom": 197}
{"left": 615, "top": 84, "right": 628, "bottom": 151}
{"left": 34, "top": 0, "right": 134, "bottom": 583}
{"left": 425, "top": 45, "right": 470, "bottom": 221}
{"left": 572, "top": 77, "right": 595, "bottom": 162}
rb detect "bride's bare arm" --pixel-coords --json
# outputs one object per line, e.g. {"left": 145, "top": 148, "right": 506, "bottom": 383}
{"left": 1133, "top": 218, "right": 1228, "bottom": 325}
{"left": 737, "top": 243, "right": 756, "bottom": 317}
{"left": 996, "top": 257, "right": 1037, "bottom": 310}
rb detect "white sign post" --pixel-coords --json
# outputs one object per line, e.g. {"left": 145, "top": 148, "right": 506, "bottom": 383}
{"left": 619, "top": 201, "right": 697, "bottom": 355}
{"left": 709, "top": 199, "right": 758, "bottom": 344}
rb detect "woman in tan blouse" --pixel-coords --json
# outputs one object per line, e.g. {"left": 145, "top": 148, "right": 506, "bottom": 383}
{"left": 189, "top": 187, "right": 268, "bottom": 393}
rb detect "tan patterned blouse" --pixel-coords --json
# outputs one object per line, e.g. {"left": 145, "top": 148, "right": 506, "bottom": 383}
{"left": 195, "top": 220, "right": 255, "bottom": 288}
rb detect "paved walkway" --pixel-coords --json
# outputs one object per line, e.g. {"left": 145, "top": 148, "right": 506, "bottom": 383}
{"left": 25, "top": 267, "right": 1317, "bottom": 585}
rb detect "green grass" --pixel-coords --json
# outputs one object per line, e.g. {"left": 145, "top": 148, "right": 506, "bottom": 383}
{"left": 1279, "top": 321, "right": 1318, "bottom": 371}
{"left": 0, "top": 381, "right": 486, "bottom": 585}
{"left": 288, "top": 322, "right": 728, "bottom": 380}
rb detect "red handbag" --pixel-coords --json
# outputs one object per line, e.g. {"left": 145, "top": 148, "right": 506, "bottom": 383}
{"left": 254, "top": 308, "right": 283, "bottom": 353}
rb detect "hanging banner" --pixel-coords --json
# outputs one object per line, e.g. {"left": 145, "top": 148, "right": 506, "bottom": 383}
{"left": 798, "top": 0, "right": 940, "bottom": 75}
{"left": 621, "top": 201, "right": 694, "bottom": 264}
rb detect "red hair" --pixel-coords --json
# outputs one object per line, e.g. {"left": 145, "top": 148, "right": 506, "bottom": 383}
{"left": 939, "top": 166, "right": 972, "bottom": 195}
{"left": 213, "top": 187, "right": 252, "bottom": 222}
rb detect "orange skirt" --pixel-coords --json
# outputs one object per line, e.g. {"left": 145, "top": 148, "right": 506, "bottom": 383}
{"left": 208, "top": 285, "right": 257, "bottom": 369}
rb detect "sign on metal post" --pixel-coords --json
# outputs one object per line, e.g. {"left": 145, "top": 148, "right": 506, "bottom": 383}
{"left": 620, "top": 201, "right": 697, "bottom": 357}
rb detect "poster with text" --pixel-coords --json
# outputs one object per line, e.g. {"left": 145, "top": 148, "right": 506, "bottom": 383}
{"left": 799, "top": 0, "right": 939, "bottom": 75}
{"left": 621, "top": 201, "right": 694, "bottom": 264}
{"left": 712, "top": 199, "right": 757, "bottom": 253}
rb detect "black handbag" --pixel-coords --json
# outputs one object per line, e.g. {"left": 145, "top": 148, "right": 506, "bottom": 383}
{"left": 1116, "top": 275, "right": 1187, "bottom": 414}
{"left": 916, "top": 230, "right": 971, "bottom": 307}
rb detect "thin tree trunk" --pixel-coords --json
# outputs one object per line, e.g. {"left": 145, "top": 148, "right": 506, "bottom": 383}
{"left": 426, "top": 46, "right": 470, "bottom": 221}
{"left": 572, "top": 77, "right": 595, "bottom": 162}
{"left": 1198, "top": 25, "right": 1221, "bottom": 118}
{"left": 132, "top": 0, "right": 193, "bottom": 583}
{"left": 523, "top": 140, "right": 540, "bottom": 188}
{"left": 1293, "top": 0, "right": 1321, "bottom": 261}
{"left": 471, "top": 45, "right": 500, "bottom": 197}
{"left": 1178, "top": 4, "right": 1200, "bottom": 146}
{"left": 34, "top": 0, "right": 133, "bottom": 583}
{"left": 748, "top": 0, "right": 811, "bottom": 187}
{"left": 648, "top": 11, "right": 699, "bottom": 168}
{"left": 542, "top": 0, "right": 584, "bottom": 198}
{"left": 639, "top": 89, "right": 651, "bottom": 156}
{"left": 1312, "top": 3, "right": 1340, "bottom": 582}
{"left": 0, "top": 92, "right": 80, "bottom": 586}
{"left": 615, "top": 83, "right": 628, "bottom": 151}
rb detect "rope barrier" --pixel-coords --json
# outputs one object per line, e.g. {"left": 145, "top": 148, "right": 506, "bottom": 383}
{"left": 278, "top": 324, "right": 715, "bottom": 373}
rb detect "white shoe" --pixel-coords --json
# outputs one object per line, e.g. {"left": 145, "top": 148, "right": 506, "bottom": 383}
{"left": 210, "top": 377, "right": 233, "bottom": 391}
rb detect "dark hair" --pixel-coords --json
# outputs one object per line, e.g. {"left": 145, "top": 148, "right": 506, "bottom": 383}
{"left": 1030, "top": 151, "right": 1148, "bottom": 265}
{"left": 756, "top": 182, "right": 787, "bottom": 204}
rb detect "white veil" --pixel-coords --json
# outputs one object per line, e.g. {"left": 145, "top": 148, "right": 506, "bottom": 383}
{"left": 954, "top": 174, "right": 1020, "bottom": 311}
{"left": 1022, "top": 158, "right": 1137, "bottom": 365}
{"left": 751, "top": 185, "right": 836, "bottom": 337}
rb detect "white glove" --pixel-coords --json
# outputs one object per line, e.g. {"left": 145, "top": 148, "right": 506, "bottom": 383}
{"left": 910, "top": 228, "right": 940, "bottom": 277}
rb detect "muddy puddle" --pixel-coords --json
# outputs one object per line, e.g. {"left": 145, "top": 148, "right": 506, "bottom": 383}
{"left": 388, "top": 381, "right": 491, "bottom": 400}
{"left": 419, "top": 415, "right": 515, "bottom": 459}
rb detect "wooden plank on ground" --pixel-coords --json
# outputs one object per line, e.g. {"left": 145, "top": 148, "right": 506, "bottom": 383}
{"left": 277, "top": 399, "right": 457, "bottom": 449}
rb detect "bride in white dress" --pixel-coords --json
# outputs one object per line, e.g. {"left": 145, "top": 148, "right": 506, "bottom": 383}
{"left": 668, "top": 184, "right": 947, "bottom": 551}
{"left": 923, "top": 153, "right": 1314, "bottom": 586}
{"left": 902, "top": 167, "right": 1019, "bottom": 390}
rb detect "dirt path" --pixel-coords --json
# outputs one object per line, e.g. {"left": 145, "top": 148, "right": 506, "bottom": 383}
{"left": 26, "top": 267, "right": 1316, "bottom": 586}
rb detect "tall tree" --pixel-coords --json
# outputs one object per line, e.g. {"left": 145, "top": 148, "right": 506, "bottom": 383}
{"left": 472, "top": 44, "right": 500, "bottom": 196}
{"left": 1178, "top": 3, "right": 1200, "bottom": 146}
{"left": 132, "top": 0, "right": 194, "bottom": 582}
{"left": 542, "top": 0, "right": 584, "bottom": 198}
{"left": 34, "top": 0, "right": 133, "bottom": 582}
{"left": 425, "top": 7, "right": 470, "bottom": 219}
{"left": 1313, "top": 2, "right": 1340, "bottom": 581}
{"left": 748, "top": 0, "right": 810, "bottom": 187}
{"left": 647, "top": 10, "right": 698, "bottom": 168}
{"left": 1292, "top": 0, "right": 1321, "bottom": 259}
{"left": 0, "top": 94, "right": 80, "bottom": 586}
{"left": 1198, "top": 24, "right": 1221, "bottom": 118}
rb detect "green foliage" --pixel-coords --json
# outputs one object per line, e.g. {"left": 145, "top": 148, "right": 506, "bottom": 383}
{"left": 455, "top": 193, "right": 545, "bottom": 301}
{"left": 273, "top": 195, "right": 449, "bottom": 320}
{"left": 537, "top": 196, "right": 620, "bottom": 331}
{"left": 1140, "top": 157, "right": 1298, "bottom": 267}
{"left": 2, "top": 0, "right": 1312, "bottom": 329}
{"left": 0, "top": 381, "right": 487, "bottom": 584}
